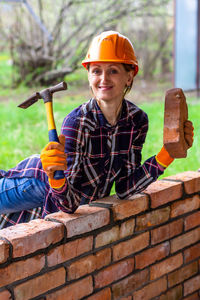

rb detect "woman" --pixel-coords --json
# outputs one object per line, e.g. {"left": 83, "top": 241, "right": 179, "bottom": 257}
{"left": 0, "top": 31, "right": 194, "bottom": 228}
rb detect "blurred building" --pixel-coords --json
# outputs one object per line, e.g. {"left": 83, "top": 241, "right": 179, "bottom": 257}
{"left": 175, "top": 0, "right": 200, "bottom": 91}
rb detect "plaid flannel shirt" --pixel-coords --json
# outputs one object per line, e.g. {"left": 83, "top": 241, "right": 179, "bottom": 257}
{"left": 0, "top": 98, "right": 164, "bottom": 228}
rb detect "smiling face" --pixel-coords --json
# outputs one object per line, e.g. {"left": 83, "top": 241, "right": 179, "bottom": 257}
{"left": 88, "top": 62, "right": 134, "bottom": 104}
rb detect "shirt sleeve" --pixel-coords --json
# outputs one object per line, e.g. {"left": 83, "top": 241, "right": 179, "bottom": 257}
{"left": 49, "top": 115, "right": 85, "bottom": 213}
{"left": 115, "top": 111, "right": 164, "bottom": 199}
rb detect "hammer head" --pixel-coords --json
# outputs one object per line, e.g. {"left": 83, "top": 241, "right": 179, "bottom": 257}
{"left": 18, "top": 93, "right": 40, "bottom": 109}
{"left": 18, "top": 81, "right": 67, "bottom": 109}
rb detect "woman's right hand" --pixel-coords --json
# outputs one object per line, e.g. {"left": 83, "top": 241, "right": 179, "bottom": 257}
{"left": 40, "top": 134, "right": 67, "bottom": 188}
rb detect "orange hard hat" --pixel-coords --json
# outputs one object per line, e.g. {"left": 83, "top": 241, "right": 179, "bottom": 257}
{"left": 82, "top": 31, "right": 139, "bottom": 76}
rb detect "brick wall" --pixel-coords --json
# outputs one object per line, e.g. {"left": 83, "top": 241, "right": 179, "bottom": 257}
{"left": 0, "top": 171, "right": 200, "bottom": 300}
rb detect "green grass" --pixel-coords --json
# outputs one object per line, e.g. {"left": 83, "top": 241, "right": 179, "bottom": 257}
{"left": 0, "top": 93, "right": 199, "bottom": 183}
{"left": 0, "top": 97, "right": 83, "bottom": 169}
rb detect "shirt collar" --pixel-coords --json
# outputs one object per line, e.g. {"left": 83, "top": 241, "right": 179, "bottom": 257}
{"left": 91, "top": 98, "right": 139, "bottom": 128}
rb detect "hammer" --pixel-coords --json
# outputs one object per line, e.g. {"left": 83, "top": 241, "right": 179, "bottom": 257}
{"left": 18, "top": 81, "right": 67, "bottom": 180}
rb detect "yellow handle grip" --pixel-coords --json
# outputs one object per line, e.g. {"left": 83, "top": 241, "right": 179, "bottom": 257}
{"left": 45, "top": 102, "right": 56, "bottom": 131}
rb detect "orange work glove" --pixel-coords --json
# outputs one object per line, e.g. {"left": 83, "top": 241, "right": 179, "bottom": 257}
{"left": 155, "top": 146, "right": 174, "bottom": 168}
{"left": 40, "top": 134, "right": 67, "bottom": 189}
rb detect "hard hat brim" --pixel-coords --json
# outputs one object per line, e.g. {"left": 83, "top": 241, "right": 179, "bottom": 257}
{"left": 82, "top": 59, "right": 139, "bottom": 76}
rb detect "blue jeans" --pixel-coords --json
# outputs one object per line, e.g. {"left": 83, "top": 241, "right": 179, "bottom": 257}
{"left": 0, "top": 177, "right": 46, "bottom": 214}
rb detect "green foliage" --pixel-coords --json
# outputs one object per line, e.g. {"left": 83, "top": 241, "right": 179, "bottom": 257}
{"left": 65, "top": 68, "right": 88, "bottom": 86}
{"left": 0, "top": 53, "right": 13, "bottom": 87}
{"left": 0, "top": 0, "right": 172, "bottom": 86}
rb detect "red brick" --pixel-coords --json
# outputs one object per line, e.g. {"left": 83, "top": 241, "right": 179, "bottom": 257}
{"left": 112, "top": 269, "right": 148, "bottom": 299}
{"left": 0, "top": 239, "right": 10, "bottom": 264}
{"left": 185, "top": 211, "right": 200, "bottom": 231}
{"left": 143, "top": 180, "right": 182, "bottom": 208}
{"left": 91, "top": 194, "right": 117, "bottom": 204}
{"left": 68, "top": 248, "right": 111, "bottom": 280}
{"left": 68, "top": 255, "right": 95, "bottom": 280}
{"left": 46, "top": 276, "right": 93, "bottom": 300}
{"left": 46, "top": 205, "right": 110, "bottom": 237}
{"left": 113, "top": 232, "right": 149, "bottom": 261}
{"left": 135, "top": 242, "right": 170, "bottom": 269}
{"left": 111, "top": 194, "right": 149, "bottom": 220}
{"left": 159, "top": 285, "right": 183, "bottom": 300}
{"left": 0, "top": 290, "right": 12, "bottom": 300}
{"left": 94, "top": 258, "right": 134, "bottom": 289}
{"left": 163, "top": 88, "right": 188, "bottom": 158}
{"left": 0, "top": 254, "right": 45, "bottom": 288}
{"left": 95, "top": 220, "right": 136, "bottom": 249}
{"left": 119, "top": 219, "right": 135, "bottom": 239}
{"left": 92, "top": 194, "right": 148, "bottom": 220}
{"left": 184, "top": 292, "right": 200, "bottom": 300}
{"left": 95, "top": 226, "right": 119, "bottom": 248}
{"left": 171, "top": 195, "right": 200, "bottom": 218}
{"left": 0, "top": 219, "right": 64, "bottom": 258}
{"left": 151, "top": 219, "right": 183, "bottom": 245}
{"left": 47, "top": 236, "right": 93, "bottom": 267}
{"left": 165, "top": 171, "right": 200, "bottom": 194}
{"left": 150, "top": 253, "right": 183, "bottom": 280}
{"left": 168, "top": 261, "right": 198, "bottom": 287}
{"left": 85, "top": 287, "right": 111, "bottom": 300}
{"left": 184, "top": 275, "right": 200, "bottom": 296}
{"left": 133, "top": 277, "right": 167, "bottom": 300}
{"left": 95, "top": 248, "right": 111, "bottom": 269}
{"left": 136, "top": 207, "right": 170, "bottom": 231}
{"left": 184, "top": 243, "right": 200, "bottom": 263}
{"left": 171, "top": 228, "right": 200, "bottom": 253}
{"left": 14, "top": 268, "right": 66, "bottom": 300}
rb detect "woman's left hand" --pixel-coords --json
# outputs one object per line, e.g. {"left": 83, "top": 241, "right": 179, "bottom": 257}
{"left": 184, "top": 120, "right": 194, "bottom": 148}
